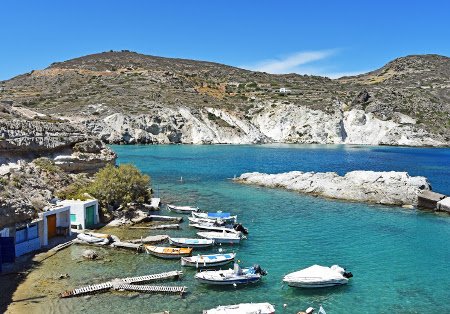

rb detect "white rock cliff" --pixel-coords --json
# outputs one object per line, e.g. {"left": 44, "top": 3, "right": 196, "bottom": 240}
{"left": 235, "top": 170, "right": 431, "bottom": 206}
{"left": 82, "top": 104, "right": 446, "bottom": 146}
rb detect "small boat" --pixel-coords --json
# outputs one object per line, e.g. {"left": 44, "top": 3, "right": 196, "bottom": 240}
{"left": 77, "top": 233, "right": 111, "bottom": 245}
{"left": 188, "top": 216, "right": 227, "bottom": 225}
{"left": 144, "top": 245, "right": 193, "bottom": 259}
{"left": 195, "top": 264, "right": 267, "bottom": 285}
{"left": 197, "top": 231, "right": 241, "bottom": 244}
{"left": 283, "top": 265, "right": 353, "bottom": 288}
{"left": 181, "top": 253, "right": 236, "bottom": 268}
{"left": 190, "top": 223, "right": 248, "bottom": 235}
{"left": 167, "top": 204, "right": 199, "bottom": 214}
{"left": 193, "top": 211, "right": 237, "bottom": 223}
{"left": 203, "top": 302, "right": 275, "bottom": 314}
{"left": 169, "top": 237, "right": 215, "bottom": 248}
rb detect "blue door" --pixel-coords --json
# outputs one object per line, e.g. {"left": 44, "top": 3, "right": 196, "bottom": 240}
{"left": 0, "top": 237, "right": 15, "bottom": 271}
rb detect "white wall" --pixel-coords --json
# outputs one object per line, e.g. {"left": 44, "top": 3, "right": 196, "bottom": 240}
{"left": 57, "top": 199, "right": 99, "bottom": 229}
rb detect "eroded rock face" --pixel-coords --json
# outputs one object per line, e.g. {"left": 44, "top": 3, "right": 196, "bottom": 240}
{"left": 0, "top": 120, "right": 86, "bottom": 153}
{"left": 0, "top": 160, "right": 73, "bottom": 228}
{"left": 235, "top": 170, "right": 431, "bottom": 206}
{"left": 81, "top": 105, "right": 447, "bottom": 146}
{"left": 54, "top": 140, "right": 116, "bottom": 173}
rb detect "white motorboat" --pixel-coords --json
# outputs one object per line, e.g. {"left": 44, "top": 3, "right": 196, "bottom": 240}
{"left": 77, "top": 233, "right": 110, "bottom": 245}
{"left": 193, "top": 211, "right": 237, "bottom": 223}
{"left": 188, "top": 216, "right": 227, "bottom": 225}
{"left": 190, "top": 222, "right": 248, "bottom": 235}
{"left": 195, "top": 264, "right": 267, "bottom": 285}
{"left": 181, "top": 253, "right": 236, "bottom": 268}
{"left": 166, "top": 204, "right": 199, "bottom": 214}
{"left": 197, "top": 231, "right": 241, "bottom": 244}
{"left": 203, "top": 302, "right": 275, "bottom": 314}
{"left": 283, "top": 264, "right": 353, "bottom": 288}
{"left": 169, "top": 237, "right": 215, "bottom": 248}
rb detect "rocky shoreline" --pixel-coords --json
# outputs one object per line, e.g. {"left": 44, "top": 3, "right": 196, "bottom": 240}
{"left": 234, "top": 170, "right": 431, "bottom": 206}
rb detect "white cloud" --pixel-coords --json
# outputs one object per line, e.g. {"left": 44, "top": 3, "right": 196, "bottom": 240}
{"left": 241, "top": 49, "right": 366, "bottom": 79}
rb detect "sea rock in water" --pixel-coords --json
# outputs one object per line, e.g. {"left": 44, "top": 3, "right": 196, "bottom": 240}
{"left": 235, "top": 170, "right": 431, "bottom": 206}
{"left": 82, "top": 249, "right": 99, "bottom": 260}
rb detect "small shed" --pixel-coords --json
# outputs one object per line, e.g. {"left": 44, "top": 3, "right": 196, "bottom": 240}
{"left": 437, "top": 197, "right": 450, "bottom": 213}
{"left": 58, "top": 199, "right": 100, "bottom": 230}
{"left": 417, "top": 190, "right": 446, "bottom": 209}
{"left": 38, "top": 205, "right": 72, "bottom": 246}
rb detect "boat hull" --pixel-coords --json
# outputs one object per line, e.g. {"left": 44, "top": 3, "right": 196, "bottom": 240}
{"left": 148, "top": 251, "right": 192, "bottom": 259}
{"left": 204, "top": 303, "right": 275, "bottom": 314}
{"left": 167, "top": 204, "right": 199, "bottom": 214}
{"left": 181, "top": 254, "right": 236, "bottom": 268}
{"left": 169, "top": 238, "right": 215, "bottom": 248}
{"left": 195, "top": 276, "right": 261, "bottom": 285}
{"left": 197, "top": 232, "right": 240, "bottom": 244}
{"left": 284, "top": 279, "right": 348, "bottom": 288}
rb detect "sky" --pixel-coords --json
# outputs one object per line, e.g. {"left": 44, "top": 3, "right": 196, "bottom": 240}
{"left": 0, "top": 0, "right": 449, "bottom": 80}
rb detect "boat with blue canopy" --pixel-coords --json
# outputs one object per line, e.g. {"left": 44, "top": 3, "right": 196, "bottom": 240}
{"left": 181, "top": 253, "right": 236, "bottom": 268}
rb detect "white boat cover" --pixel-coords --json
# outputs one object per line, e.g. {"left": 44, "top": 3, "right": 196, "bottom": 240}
{"left": 283, "top": 264, "right": 347, "bottom": 284}
{"left": 204, "top": 302, "right": 275, "bottom": 314}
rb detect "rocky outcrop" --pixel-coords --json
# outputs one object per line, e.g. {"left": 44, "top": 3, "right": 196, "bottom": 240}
{"left": 0, "top": 160, "right": 74, "bottom": 228}
{"left": 235, "top": 170, "right": 431, "bottom": 206}
{"left": 0, "top": 119, "right": 86, "bottom": 153}
{"left": 81, "top": 105, "right": 446, "bottom": 146}
{"left": 54, "top": 139, "right": 116, "bottom": 173}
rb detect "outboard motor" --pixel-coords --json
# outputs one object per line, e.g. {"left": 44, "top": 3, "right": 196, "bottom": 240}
{"left": 253, "top": 264, "right": 267, "bottom": 276}
{"left": 343, "top": 271, "right": 353, "bottom": 278}
{"left": 233, "top": 223, "right": 249, "bottom": 235}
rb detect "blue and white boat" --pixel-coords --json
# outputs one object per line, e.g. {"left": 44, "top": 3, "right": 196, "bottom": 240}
{"left": 181, "top": 253, "right": 236, "bottom": 268}
{"left": 192, "top": 211, "right": 237, "bottom": 223}
{"left": 195, "top": 264, "right": 267, "bottom": 285}
{"left": 169, "top": 237, "right": 215, "bottom": 248}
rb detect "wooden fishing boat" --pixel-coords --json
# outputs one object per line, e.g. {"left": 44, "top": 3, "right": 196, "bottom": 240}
{"left": 167, "top": 204, "right": 199, "bottom": 214}
{"left": 203, "top": 303, "right": 275, "bottom": 314}
{"left": 169, "top": 237, "right": 215, "bottom": 248}
{"left": 144, "top": 245, "right": 193, "bottom": 259}
{"left": 195, "top": 264, "right": 267, "bottom": 285}
{"left": 181, "top": 253, "right": 236, "bottom": 268}
{"left": 197, "top": 231, "right": 241, "bottom": 244}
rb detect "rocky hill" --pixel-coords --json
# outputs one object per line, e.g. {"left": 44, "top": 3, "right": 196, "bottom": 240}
{"left": 1, "top": 51, "right": 449, "bottom": 146}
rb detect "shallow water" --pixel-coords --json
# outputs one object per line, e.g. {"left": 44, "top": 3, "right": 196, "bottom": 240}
{"left": 8, "top": 144, "right": 450, "bottom": 313}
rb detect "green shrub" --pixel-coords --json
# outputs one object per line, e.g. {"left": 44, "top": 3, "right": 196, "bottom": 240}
{"left": 87, "top": 164, "right": 151, "bottom": 210}
{"left": 33, "top": 157, "right": 61, "bottom": 173}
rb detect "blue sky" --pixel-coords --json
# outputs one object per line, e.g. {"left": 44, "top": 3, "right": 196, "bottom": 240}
{"left": 0, "top": 0, "right": 449, "bottom": 80}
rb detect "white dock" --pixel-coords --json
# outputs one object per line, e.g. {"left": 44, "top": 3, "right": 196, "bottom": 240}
{"left": 60, "top": 271, "right": 184, "bottom": 298}
{"left": 149, "top": 215, "right": 183, "bottom": 223}
{"left": 128, "top": 235, "right": 169, "bottom": 244}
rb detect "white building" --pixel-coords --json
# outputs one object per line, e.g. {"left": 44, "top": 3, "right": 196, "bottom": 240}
{"left": 58, "top": 199, "right": 100, "bottom": 230}
{"left": 279, "top": 87, "right": 291, "bottom": 94}
{"left": 38, "top": 205, "right": 72, "bottom": 246}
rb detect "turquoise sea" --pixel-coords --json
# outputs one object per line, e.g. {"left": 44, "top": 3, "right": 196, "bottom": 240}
{"left": 15, "top": 144, "right": 450, "bottom": 314}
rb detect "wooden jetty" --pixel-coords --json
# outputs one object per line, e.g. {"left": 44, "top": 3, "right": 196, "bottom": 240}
{"left": 60, "top": 271, "right": 184, "bottom": 298}
{"left": 128, "top": 235, "right": 169, "bottom": 244}
{"left": 149, "top": 215, "right": 183, "bottom": 223}
{"left": 113, "top": 283, "right": 186, "bottom": 295}
{"left": 150, "top": 224, "right": 180, "bottom": 230}
{"left": 129, "top": 224, "right": 181, "bottom": 230}
{"left": 111, "top": 241, "right": 143, "bottom": 252}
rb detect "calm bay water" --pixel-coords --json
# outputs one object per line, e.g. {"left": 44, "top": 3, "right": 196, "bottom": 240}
{"left": 9, "top": 144, "right": 450, "bottom": 314}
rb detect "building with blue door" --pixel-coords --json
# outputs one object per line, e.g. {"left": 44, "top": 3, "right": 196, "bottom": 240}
{"left": 58, "top": 199, "right": 99, "bottom": 230}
